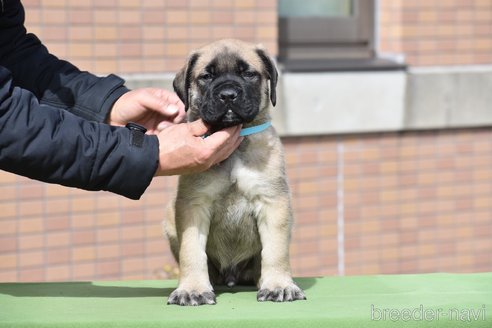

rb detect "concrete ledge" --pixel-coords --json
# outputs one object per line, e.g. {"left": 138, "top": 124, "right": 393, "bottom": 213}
{"left": 405, "top": 66, "right": 492, "bottom": 130}
{"left": 123, "top": 65, "right": 492, "bottom": 136}
{"left": 277, "top": 71, "right": 406, "bottom": 135}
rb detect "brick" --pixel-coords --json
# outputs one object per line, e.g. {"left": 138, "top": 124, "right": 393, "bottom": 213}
{"left": 234, "top": 10, "right": 255, "bottom": 24}
{"left": 96, "top": 211, "right": 121, "bottom": 227}
{"left": 97, "top": 227, "right": 120, "bottom": 243}
{"left": 118, "top": 10, "right": 141, "bottom": 24}
{"left": 46, "top": 232, "right": 70, "bottom": 247}
{"left": 190, "top": 10, "right": 211, "bottom": 24}
{"left": 119, "top": 0, "right": 140, "bottom": 8}
{"left": 121, "top": 241, "right": 145, "bottom": 257}
{"left": 0, "top": 185, "right": 17, "bottom": 202}
{"left": 166, "top": 0, "right": 189, "bottom": 8}
{"left": 69, "top": 43, "right": 93, "bottom": 58}
{"left": 72, "top": 263, "right": 96, "bottom": 279}
{"left": 0, "top": 236, "right": 17, "bottom": 253}
{"left": 165, "top": 42, "right": 189, "bottom": 56}
{"left": 42, "top": 9, "right": 67, "bottom": 24}
{"left": 235, "top": 0, "right": 255, "bottom": 9}
{"left": 69, "top": 26, "right": 93, "bottom": 41}
{"left": 119, "top": 27, "right": 143, "bottom": 42}
{"left": 121, "top": 226, "right": 145, "bottom": 241}
{"left": 46, "top": 249, "right": 70, "bottom": 265}
{"left": 72, "top": 230, "right": 96, "bottom": 245}
{"left": 121, "top": 209, "right": 145, "bottom": 226}
{"left": 0, "top": 270, "right": 18, "bottom": 282}
{"left": 72, "top": 246, "right": 96, "bottom": 262}
{"left": 94, "top": 27, "right": 117, "bottom": 41}
{"left": 119, "top": 42, "right": 142, "bottom": 57}
{"left": 45, "top": 215, "right": 70, "bottom": 231}
{"left": 212, "top": 26, "right": 234, "bottom": 39}
{"left": 143, "top": 43, "right": 165, "bottom": 57}
{"left": 42, "top": 0, "right": 66, "bottom": 7}
{"left": 19, "top": 200, "right": 43, "bottom": 217}
{"left": 97, "top": 244, "right": 120, "bottom": 259}
{"left": 97, "top": 261, "right": 120, "bottom": 276}
{"left": 18, "top": 234, "right": 43, "bottom": 251}
{"left": 46, "top": 265, "right": 71, "bottom": 281}
{"left": 18, "top": 268, "right": 45, "bottom": 282}
{"left": 212, "top": 0, "right": 233, "bottom": 8}
{"left": 257, "top": 26, "right": 277, "bottom": 39}
{"left": 0, "top": 203, "right": 16, "bottom": 219}
{"left": 211, "top": 10, "right": 233, "bottom": 24}
{"left": 17, "top": 184, "right": 45, "bottom": 200}
{"left": 122, "top": 258, "right": 145, "bottom": 273}
{"left": 19, "top": 251, "right": 44, "bottom": 267}
{"left": 166, "top": 10, "right": 188, "bottom": 24}
{"left": 18, "top": 218, "right": 43, "bottom": 234}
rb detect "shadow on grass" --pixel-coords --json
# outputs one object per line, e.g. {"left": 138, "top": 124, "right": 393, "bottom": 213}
{"left": 0, "top": 282, "right": 174, "bottom": 298}
{"left": 1, "top": 278, "right": 318, "bottom": 299}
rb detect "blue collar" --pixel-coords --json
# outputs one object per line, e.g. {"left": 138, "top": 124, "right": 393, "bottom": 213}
{"left": 202, "top": 121, "right": 272, "bottom": 139}
{"left": 239, "top": 121, "right": 272, "bottom": 137}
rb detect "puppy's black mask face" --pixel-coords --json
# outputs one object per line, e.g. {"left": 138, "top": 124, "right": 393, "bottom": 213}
{"left": 174, "top": 42, "right": 278, "bottom": 133}
{"left": 196, "top": 54, "right": 262, "bottom": 132}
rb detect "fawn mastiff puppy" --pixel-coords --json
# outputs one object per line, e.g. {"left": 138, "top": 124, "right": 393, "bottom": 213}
{"left": 163, "top": 39, "right": 305, "bottom": 306}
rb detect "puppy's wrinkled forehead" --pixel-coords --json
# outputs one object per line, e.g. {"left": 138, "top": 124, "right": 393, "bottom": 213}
{"left": 194, "top": 40, "right": 263, "bottom": 75}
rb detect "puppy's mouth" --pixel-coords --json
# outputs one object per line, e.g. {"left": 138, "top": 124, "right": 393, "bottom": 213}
{"left": 201, "top": 82, "right": 257, "bottom": 132}
{"left": 204, "top": 110, "right": 244, "bottom": 133}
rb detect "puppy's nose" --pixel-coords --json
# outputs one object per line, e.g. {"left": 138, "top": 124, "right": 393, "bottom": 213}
{"left": 218, "top": 88, "right": 238, "bottom": 103}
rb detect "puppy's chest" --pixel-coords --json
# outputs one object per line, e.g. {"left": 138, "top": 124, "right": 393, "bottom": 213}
{"left": 229, "top": 158, "right": 268, "bottom": 197}
{"left": 206, "top": 157, "right": 272, "bottom": 221}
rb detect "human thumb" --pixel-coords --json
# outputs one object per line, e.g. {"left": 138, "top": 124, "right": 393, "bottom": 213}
{"left": 188, "top": 119, "right": 210, "bottom": 137}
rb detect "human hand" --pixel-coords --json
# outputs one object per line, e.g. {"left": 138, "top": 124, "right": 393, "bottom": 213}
{"left": 109, "top": 88, "right": 186, "bottom": 134}
{"left": 154, "top": 120, "right": 243, "bottom": 176}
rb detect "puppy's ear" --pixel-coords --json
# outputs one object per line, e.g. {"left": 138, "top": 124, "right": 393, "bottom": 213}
{"left": 255, "top": 48, "right": 278, "bottom": 107}
{"left": 173, "top": 52, "right": 200, "bottom": 111}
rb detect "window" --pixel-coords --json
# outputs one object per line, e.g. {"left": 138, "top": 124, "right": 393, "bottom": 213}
{"left": 278, "top": 0, "right": 403, "bottom": 71}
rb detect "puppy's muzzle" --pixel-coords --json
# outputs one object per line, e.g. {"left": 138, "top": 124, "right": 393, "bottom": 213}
{"left": 201, "top": 81, "right": 245, "bottom": 129}
{"left": 218, "top": 87, "right": 238, "bottom": 104}
{"left": 216, "top": 84, "right": 242, "bottom": 122}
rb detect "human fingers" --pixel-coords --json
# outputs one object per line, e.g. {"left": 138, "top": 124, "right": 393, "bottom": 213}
{"left": 137, "top": 88, "right": 181, "bottom": 119}
{"left": 203, "top": 125, "right": 243, "bottom": 164}
{"left": 187, "top": 119, "right": 211, "bottom": 137}
{"left": 154, "top": 89, "right": 186, "bottom": 122}
{"left": 203, "top": 125, "right": 242, "bottom": 148}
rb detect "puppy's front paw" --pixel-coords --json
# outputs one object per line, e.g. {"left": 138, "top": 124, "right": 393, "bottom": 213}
{"left": 167, "top": 289, "right": 216, "bottom": 306}
{"left": 257, "top": 283, "right": 306, "bottom": 302}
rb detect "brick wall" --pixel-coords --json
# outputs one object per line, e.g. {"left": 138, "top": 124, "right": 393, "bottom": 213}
{"left": 379, "top": 0, "right": 492, "bottom": 66}
{"left": 2, "top": 128, "right": 492, "bottom": 281}
{"left": 22, "top": 0, "right": 492, "bottom": 74}
{"left": 2, "top": 1, "right": 492, "bottom": 282}
{"left": 22, "top": 0, "right": 278, "bottom": 75}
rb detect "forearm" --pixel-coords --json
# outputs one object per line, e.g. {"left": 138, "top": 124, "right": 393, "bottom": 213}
{"left": 0, "top": 67, "right": 158, "bottom": 199}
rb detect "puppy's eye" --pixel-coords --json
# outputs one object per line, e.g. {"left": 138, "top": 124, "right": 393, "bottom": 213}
{"left": 242, "top": 71, "right": 258, "bottom": 79}
{"left": 199, "top": 73, "right": 214, "bottom": 81}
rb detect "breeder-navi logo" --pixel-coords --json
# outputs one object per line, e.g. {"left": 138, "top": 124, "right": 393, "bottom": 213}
{"left": 371, "top": 304, "right": 487, "bottom": 322}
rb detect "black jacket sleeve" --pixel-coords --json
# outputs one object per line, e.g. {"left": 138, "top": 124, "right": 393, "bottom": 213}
{"left": 0, "top": 0, "right": 159, "bottom": 199}
{"left": 0, "top": 0, "right": 128, "bottom": 122}
{"left": 0, "top": 67, "right": 159, "bottom": 199}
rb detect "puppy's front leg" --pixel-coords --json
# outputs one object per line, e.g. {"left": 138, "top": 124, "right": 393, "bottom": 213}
{"left": 256, "top": 197, "right": 306, "bottom": 302}
{"left": 168, "top": 204, "right": 215, "bottom": 306}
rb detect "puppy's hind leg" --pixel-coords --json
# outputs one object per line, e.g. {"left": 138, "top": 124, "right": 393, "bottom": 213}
{"left": 167, "top": 202, "right": 216, "bottom": 306}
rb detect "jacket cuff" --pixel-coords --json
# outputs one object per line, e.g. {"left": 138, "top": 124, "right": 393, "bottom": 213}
{"left": 104, "top": 129, "right": 159, "bottom": 200}
{"left": 100, "top": 79, "right": 130, "bottom": 123}
{"left": 76, "top": 74, "right": 130, "bottom": 123}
